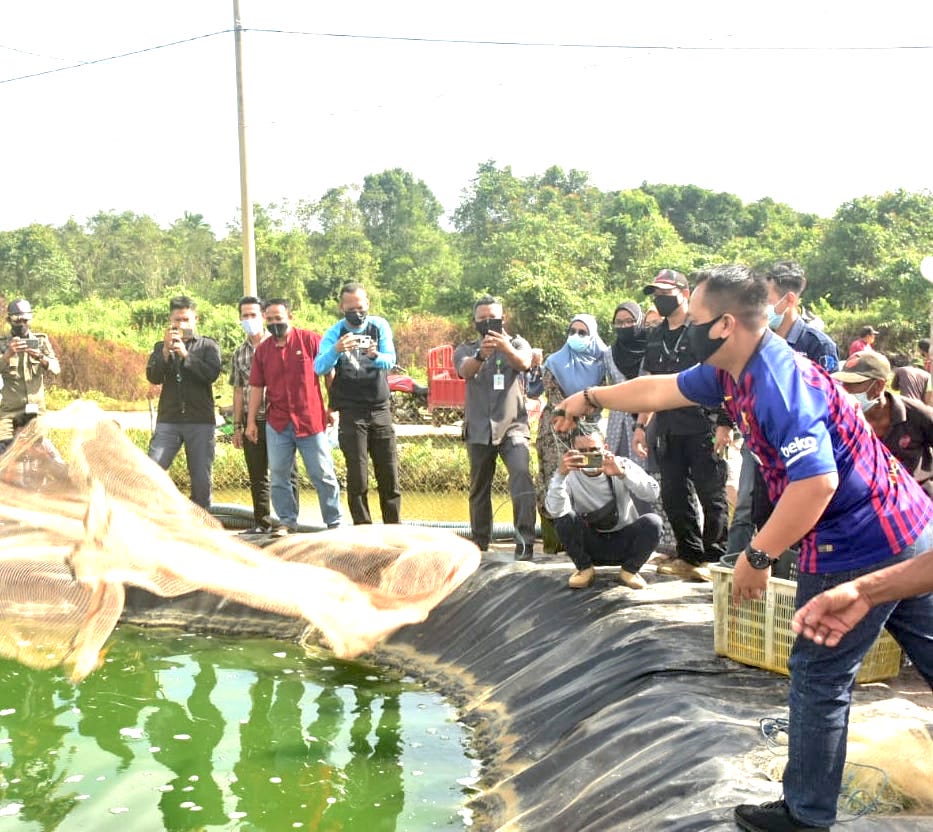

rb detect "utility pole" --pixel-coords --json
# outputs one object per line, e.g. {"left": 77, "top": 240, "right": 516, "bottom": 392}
{"left": 233, "top": 0, "right": 257, "bottom": 296}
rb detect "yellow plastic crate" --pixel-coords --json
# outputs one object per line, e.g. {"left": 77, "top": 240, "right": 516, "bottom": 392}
{"left": 711, "top": 566, "right": 903, "bottom": 683}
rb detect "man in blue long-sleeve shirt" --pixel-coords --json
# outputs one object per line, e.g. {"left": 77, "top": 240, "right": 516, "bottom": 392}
{"left": 314, "top": 282, "right": 401, "bottom": 524}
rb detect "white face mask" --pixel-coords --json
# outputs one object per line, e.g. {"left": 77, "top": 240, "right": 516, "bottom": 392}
{"left": 567, "top": 334, "right": 591, "bottom": 353}
{"left": 853, "top": 390, "right": 880, "bottom": 414}
{"left": 240, "top": 317, "right": 263, "bottom": 337}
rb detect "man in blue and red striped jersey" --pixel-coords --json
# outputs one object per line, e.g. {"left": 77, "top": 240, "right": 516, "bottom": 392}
{"left": 553, "top": 264, "right": 933, "bottom": 832}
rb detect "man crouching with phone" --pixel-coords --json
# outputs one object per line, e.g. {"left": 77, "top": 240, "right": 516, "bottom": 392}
{"left": 0, "top": 299, "right": 60, "bottom": 456}
{"left": 545, "top": 426, "right": 662, "bottom": 589}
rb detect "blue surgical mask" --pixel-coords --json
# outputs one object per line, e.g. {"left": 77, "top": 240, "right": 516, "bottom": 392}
{"left": 766, "top": 304, "right": 785, "bottom": 331}
{"left": 853, "top": 390, "right": 879, "bottom": 414}
{"left": 240, "top": 317, "right": 263, "bottom": 337}
{"left": 567, "top": 334, "right": 591, "bottom": 353}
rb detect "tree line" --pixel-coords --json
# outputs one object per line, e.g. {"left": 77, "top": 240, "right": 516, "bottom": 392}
{"left": 2, "top": 162, "right": 932, "bottom": 356}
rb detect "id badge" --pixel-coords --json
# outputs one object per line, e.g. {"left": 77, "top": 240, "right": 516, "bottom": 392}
{"left": 493, "top": 373, "right": 505, "bottom": 390}
{"left": 25, "top": 403, "right": 39, "bottom": 415}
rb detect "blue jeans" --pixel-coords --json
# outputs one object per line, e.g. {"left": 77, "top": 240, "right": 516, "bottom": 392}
{"left": 266, "top": 422, "right": 342, "bottom": 528}
{"left": 148, "top": 422, "right": 215, "bottom": 509}
{"left": 783, "top": 521, "right": 933, "bottom": 826}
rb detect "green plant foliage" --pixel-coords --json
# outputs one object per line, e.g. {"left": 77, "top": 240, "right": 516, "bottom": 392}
{"left": 3, "top": 166, "right": 933, "bottom": 376}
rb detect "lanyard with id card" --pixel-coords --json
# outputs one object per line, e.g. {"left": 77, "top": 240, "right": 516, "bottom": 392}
{"left": 492, "top": 356, "right": 505, "bottom": 390}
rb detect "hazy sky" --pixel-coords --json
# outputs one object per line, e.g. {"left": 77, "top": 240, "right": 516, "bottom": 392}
{"left": 2, "top": 1, "right": 931, "bottom": 234}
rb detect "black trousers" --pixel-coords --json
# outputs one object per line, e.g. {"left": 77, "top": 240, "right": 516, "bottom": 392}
{"left": 656, "top": 431, "right": 728, "bottom": 565}
{"left": 555, "top": 512, "right": 662, "bottom": 572}
{"left": 242, "top": 418, "right": 299, "bottom": 528}
{"left": 337, "top": 404, "right": 401, "bottom": 525}
{"left": 467, "top": 437, "right": 536, "bottom": 551}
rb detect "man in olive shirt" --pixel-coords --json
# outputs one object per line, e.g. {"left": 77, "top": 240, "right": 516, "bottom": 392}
{"left": 455, "top": 295, "right": 536, "bottom": 558}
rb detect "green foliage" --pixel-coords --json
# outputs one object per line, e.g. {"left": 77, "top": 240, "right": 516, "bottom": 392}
{"left": 3, "top": 166, "right": 933, "bottom": 362}
{"left": 0, "top": 224, "right": 80, "bottom": 305}
{"left": 640, "top": 183, "right": 746, "bottom": 249}
{"left": 807, "top": 190, "right": 933, "bottom": 316}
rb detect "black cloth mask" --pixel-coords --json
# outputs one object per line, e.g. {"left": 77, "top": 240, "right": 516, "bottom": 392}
{"left": 654, "top": 295, "right": 681, "bottom": 319}
{"left": 611, "top": 326, "right": 647, "bottom": 380}
{"left": 10, "top": 322, "right": 29, "bottom": 337}
{"left": 685, "top": 315, "right": 727, "bottom": 363}
{"left": 268, "top": 322, "right": 288, "bottom": 339}
{"left": 344, "top": 310, "right": 367, "bottom": 328}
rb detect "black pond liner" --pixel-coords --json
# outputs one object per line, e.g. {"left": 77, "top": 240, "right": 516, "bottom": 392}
{"left": 123, "top": 559, "right": 932, "bottom": 832}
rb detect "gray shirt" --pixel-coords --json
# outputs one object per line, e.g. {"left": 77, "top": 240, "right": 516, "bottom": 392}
{"left": 455, "top": 336, "right": 531, "bottom": 446}
{"left": 544, "top": 457, "right": 660, "bottom": 532}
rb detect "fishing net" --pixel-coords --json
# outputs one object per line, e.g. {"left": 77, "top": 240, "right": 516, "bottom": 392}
{"left": 0, "top": 401, "right": 480, "bottom": 682}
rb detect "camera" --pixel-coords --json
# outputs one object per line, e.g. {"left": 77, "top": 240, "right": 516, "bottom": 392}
{"left": 24, "top": 338, "right": 40, "bottom": 350}
{"left": 356, "top": 335, "right": 374, "bottom": 351}
{"left": 579, "top": 451, "right": 604, "bottom": 469}
{"left": 180, "top": 327, "right": 194, "bottom": 340}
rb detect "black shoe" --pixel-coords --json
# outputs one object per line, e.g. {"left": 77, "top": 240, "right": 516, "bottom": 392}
{"left": 514, "top": 542, "right": 534, "bottom": 561}
{"left": 734, "top": 800, "right": 829, "bottom": 832}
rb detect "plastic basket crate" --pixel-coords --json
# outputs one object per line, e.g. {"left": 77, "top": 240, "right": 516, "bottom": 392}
{"left": 711, "top": 566, "right": 902, "bottom": 683}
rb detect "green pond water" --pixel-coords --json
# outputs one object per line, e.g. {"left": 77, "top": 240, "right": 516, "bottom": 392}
{"left": 212, "top": 489, "right": 475, "bottom": 524}
{"left": 0, "top": 627, "right": 477, "bottom": 831}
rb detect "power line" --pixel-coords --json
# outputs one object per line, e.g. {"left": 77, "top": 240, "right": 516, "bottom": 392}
{"left": 2, "top": 26, "right": 930, "bottom": 86}
{"left": 0, "top": 30, "right": 231, "bottom": 85}
{"left": 248, "top": 26, "right": 933, "bottom": 52}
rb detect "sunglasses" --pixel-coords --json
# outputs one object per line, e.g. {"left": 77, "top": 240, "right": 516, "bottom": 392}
{"left": 568, "top": 328, "right": 589, "bottom": 336}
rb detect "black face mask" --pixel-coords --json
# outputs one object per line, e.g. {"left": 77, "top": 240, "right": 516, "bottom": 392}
{"left": 654, "top": 295, "right": 681, "bottom": 319}
{"left": 615, "top": 325, "right": 645, "bottom": 346}
{"left": 10, "top": 322, "right": 28, "bottom": 337}
{"left": 344, "top": 310, "right": 367, "bottom": 328}
{"left": 685, "top": 315, "right": 727, "bottom": 363}
{"left": 268, "top": 322, "right": 288, "bottom": 339}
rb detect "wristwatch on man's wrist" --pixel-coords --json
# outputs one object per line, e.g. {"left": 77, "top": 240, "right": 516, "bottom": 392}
{"left": 633, "top": 422, "right": 647, "bottom": 432}
{"left": 744, "top": 543, "right": 780, "bottom": 570}
{"left": 473, "top": 348, "right": 485, "bottom": 362}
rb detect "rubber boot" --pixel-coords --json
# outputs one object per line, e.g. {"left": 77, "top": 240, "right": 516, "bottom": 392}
{"left": 541, "top": 514, "right": 563, "bottom": 554}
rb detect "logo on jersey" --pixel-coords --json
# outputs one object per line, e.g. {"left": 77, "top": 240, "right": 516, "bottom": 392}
{"left": 780, "top": 435, "right": 817, "bottom": 467}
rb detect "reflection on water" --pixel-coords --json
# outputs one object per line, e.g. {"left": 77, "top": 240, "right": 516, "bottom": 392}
{"left": 213, "top": 489, "right": 472, "bottom": 524}
{"left": 0, "top": 628, "right": 476, "bottom": 830}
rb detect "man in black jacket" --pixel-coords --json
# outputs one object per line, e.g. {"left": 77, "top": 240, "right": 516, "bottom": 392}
{"left": 633, "top": 270, "right": 732, "bottom": 580}
{"left": 146, "top": 295, "right": 222, "bottom": 509}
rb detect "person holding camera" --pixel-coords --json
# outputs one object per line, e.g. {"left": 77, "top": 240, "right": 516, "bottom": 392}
{"left": 146, "top": 295, "right": 222, "bottom": 509}
{"left": 455, "top": 294, "right": 536, "bottom": 558}
{"left": 545, "top": 427, "right": 662, "bottom": 589}
{"left": 0, "top": 299, "right": 60, "bottom": 455}
{"left": 314, "top": 282, "right": 401, "bottom": 525}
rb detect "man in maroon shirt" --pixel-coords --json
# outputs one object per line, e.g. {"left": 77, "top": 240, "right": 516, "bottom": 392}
{"left": 245, "top": 298, "right": 342, "bottom": 531}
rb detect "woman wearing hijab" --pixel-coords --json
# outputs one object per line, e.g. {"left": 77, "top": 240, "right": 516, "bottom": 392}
{"left": 604, "top": 300, "right": 677, "bottom": 552}
{"left": 605, "top": 302, "right": 648, "bottom": 461}
{"left": 535, "top": 313, "right": 610, "bottom": 552}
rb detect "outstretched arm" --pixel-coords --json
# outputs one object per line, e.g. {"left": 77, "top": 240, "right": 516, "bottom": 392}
{"left": 552, "top": 375, "right": 693, "bottom": 431}
{"left": 792, "top": 548, "right": 933, "bottom": 646}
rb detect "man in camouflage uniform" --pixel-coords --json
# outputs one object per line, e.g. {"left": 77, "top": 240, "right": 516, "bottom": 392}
{"left": 0, "top": 299, "right": 59, "bottom": 455}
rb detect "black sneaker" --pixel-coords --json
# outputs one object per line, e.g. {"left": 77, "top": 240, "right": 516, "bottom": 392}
{"left": 734, "top": 800, "right": 829, "bottom": 832}
{"left": 514, "top": 542, "right": 534, "bottom": 561}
